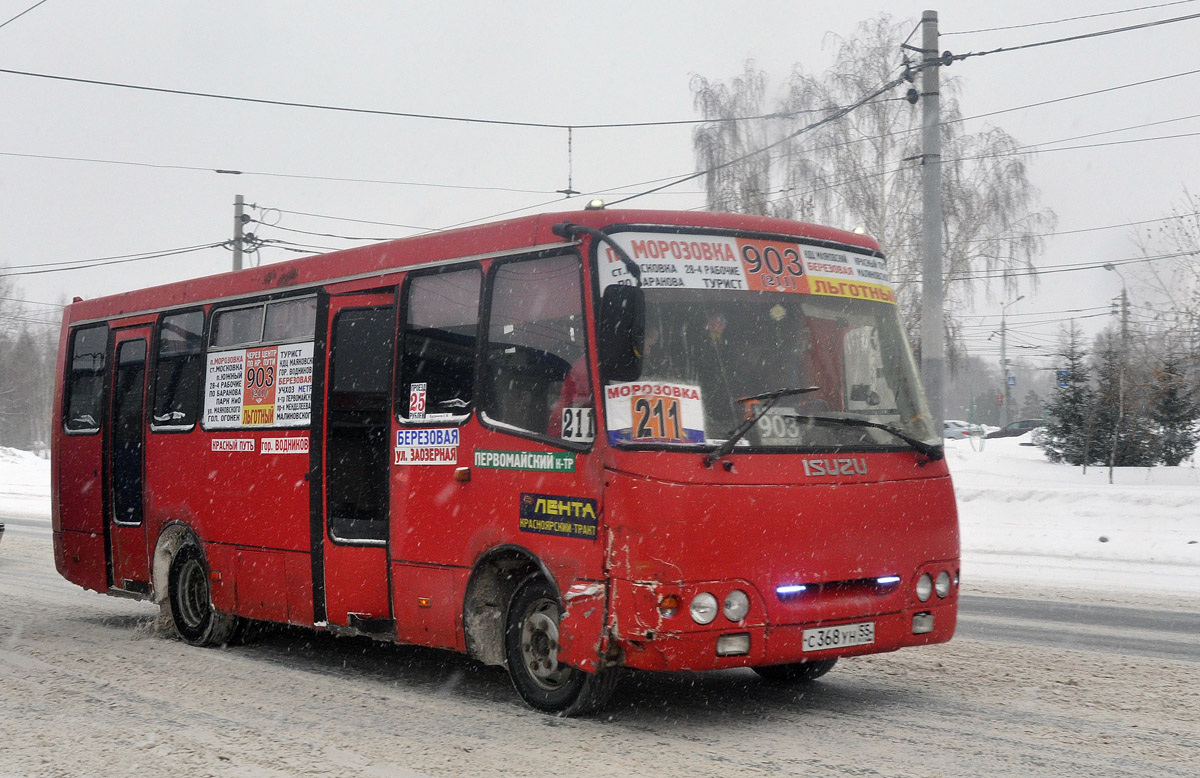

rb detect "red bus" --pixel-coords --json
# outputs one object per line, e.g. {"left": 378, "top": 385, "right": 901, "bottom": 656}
{"left": 53, "top": 208, "right": 958, "bottom": 714}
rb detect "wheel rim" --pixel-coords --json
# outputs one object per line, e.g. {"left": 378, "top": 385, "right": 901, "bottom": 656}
{"left": 520, "top": 598, "right": 569, "bottom": 690}
{"left": 177, "top": 557, "right": 209, "bottom": 629}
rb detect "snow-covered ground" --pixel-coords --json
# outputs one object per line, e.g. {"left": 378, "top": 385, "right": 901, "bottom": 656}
{"left": 2, "top": 438, "right": 1197, "bottom": 598}
{"left": 947, "top": 434, "right": 1200, "bottom": 599}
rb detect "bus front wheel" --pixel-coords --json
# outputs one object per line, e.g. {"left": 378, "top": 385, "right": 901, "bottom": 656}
{"left": 753, "top": 658, "right": 838, "bottom": 684}
{"left": 504, "top": 574, "right": 617, "bottom": 715}
{"left": 167, "top": 543, "right": 240, "bottom": 647}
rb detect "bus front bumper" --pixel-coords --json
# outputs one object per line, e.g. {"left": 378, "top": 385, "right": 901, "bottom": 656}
{"left": 610, "top": 602, "right": 957, "bottom": 672}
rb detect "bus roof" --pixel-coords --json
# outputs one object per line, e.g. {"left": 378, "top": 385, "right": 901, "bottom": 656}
{"left": 63, "top": 209, "right": 882, "bottom": 325}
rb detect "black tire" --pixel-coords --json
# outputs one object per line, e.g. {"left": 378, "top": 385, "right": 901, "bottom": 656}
{"left": 753, "top": 657, "right": 838, "bottom": 684}
{"left": 167, "top": 543, "right": 240, "bottom": 646}
{"left": 504, "top": 574, "right": 618, "bottom": 715}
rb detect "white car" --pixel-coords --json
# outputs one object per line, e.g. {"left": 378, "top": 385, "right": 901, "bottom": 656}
{"left": 943, "top": 419, "right": 983, "bottom": 439}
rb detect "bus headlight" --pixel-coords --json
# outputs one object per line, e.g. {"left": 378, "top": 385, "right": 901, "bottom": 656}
{"left": 915, "top": 573, "right": 933, "bottom": 602}
{"left": 935, "top": 571, "right": 952, "bottom": 598}
{"left": 689, "top": 593, "right": 718, "bottom": 625}
{"left": 723, "top": 590, "right": 749, "bottom": 622}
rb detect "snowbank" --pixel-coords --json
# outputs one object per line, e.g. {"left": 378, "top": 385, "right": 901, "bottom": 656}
{"left": 0, "top": 445, "right": 53, "bottom": 521}
{"left": 948, "top": 434, "right": 1200, "bottom": 596}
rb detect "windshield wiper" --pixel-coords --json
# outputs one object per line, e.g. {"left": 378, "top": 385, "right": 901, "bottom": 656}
{"left": 776, "top": 414, "right": 944, "bottom": 462}
{"left": 703, "top": 386, "right": 820, "bottom": 468}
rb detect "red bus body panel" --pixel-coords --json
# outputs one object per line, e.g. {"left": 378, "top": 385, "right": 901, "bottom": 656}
{"left": 599, "top": 452, "right": 958, "bottom": 670}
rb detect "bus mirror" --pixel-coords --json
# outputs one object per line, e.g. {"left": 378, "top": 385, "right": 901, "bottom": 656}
{"left": 598, "top": 285, "right": 644, "bottom": 382}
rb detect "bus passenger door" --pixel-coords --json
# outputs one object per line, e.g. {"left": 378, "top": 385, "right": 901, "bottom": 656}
{"left": 316, "top": 292, "right": 397, "bottom": 633}
{"left": 106, "top": 328, "right": 151, "bottom": 591}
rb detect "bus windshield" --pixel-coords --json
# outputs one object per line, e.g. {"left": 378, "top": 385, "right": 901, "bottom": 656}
{"left": 599, "top": 234, "right": 936, "bottom": 450}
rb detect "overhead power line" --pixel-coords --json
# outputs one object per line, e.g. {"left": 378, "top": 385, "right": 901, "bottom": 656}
{"left": 943, "top": 1, "right": 1199, "bottom": 35}
{"left": 891, "top": 248, "right": 1195, "bottom": 284}
{"left": 0, "top": 150, "right": 561, "bottom": 194}
{"left": 0, "top": 295, "right": 65, "bottom": 308}
{"left": 948, "top": 10, "right": 1200, "bottom": 62}
{"left": 0, "top": 67, "right": 879, "bottom": 130}
{"left": 1, "top": 242, "right": 227, "bottom": 277}
{"left": 0, "top": 0, "right": 49, "bottom": 31}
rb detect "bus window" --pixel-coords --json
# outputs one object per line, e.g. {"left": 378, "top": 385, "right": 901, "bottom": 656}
{"left": 398, "top": 267, "right": 480, "bottom": 422}
{"left": 482, "top": 254, "right": 591, "bottom": 443}
{"left": 264, "top": 297, "right": 317, "bottom": 343}
{"left": 211, "top": 305, "right": 264, "bottom": 349}
{"left": 112, "top": 339, "right": 147, "bottom": 524}
{"left": 64, "top": 324, "right": 108, "bottom": 433}
{"left": 327, "top": 306, "right": 395, "bottom": 542}
{"left": 152, "top": 310, "right": 204, "bottom": 430}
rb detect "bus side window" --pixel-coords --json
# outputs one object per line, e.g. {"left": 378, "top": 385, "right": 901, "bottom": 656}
{"left": 398, "top": 267, "right": 481, "bottom": 421}
{"left": 152, "top": 310, "right": 204, "bottom": 430}
{"left": 264, "top": 297, "right": 317, "bottom": 343}
{"left": 64, "top": 324, "right": 108, "bottom": 433}
{"left": 482, "top": 254, "right": 590, "bottom": 442}
{"left": 211, "top": 305, "right": 264, "bottom": 348}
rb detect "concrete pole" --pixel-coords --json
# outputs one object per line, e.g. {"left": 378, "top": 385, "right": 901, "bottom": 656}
{"left": 919, "top": 10, "right": 945, "bottom": 428}
{"left": 1000, "top": 311, "right": 1008, "bottom": 427}
{"left": 233, "top": 194, "right": 245, "bottom": 271}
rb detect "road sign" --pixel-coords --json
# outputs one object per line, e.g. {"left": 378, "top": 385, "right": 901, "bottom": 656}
{"left": 1057, "top": 369, "right": 1069, "bottom": 388}
{"left": 1006, "top": 375, "right": 1016, "bottom": 387}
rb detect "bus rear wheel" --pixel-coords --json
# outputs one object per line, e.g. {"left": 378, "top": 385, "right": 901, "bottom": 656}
{"left": 504, "top": 575, "right": 617, "bottom": 715}
{"left": 753, "top": 658, "right": 838, "bottom": 684}
{"left": 167, "top": 543, "right": 240, "bottom": 647}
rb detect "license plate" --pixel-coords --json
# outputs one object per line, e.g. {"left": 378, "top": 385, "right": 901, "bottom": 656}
{"left": 802, "top": 621, "right": 875, "bottom": 652}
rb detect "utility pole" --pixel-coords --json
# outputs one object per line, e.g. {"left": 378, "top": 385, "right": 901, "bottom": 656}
{"left": 999, "top": 295, "right": 1024, "bottom": 427}
{"left": 919, "top": 9, "right": 945, "bottom": 428}
{"left": 1000, "top": 311, "right": 1007, "bottom": 428}
{"left": 232, "top": 194, "right": 245, "bottom": 271}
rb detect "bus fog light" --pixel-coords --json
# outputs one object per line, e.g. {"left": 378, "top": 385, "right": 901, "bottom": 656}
{"left": 915, "top": 573, "right": 933, "bottom": 602}
{"left": 913, "top": 612, "right": 934, "bottom": 634}
{"left": 716, "top": 633, "right": 751, "bottom": 656}
{"left": 723, "top": 590, "right": 750, "bottom": 622}
{"left": 689, "top": 593, "right": 718, "bottom": 625}
{"left": 935, "top": 571, "right": 951, "bottom": 598}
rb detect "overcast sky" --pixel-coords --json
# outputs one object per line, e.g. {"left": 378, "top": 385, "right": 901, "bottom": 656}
{"left": 2, "top": 1, "right": 1198, "bottom": 369}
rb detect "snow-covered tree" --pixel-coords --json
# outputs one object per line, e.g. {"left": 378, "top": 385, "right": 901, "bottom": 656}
{"left": 1151, "top": 352, "right": 1200, "bottom": 466}
{"left": 1040, "top": 324, "right": 1095, "bottom": 465}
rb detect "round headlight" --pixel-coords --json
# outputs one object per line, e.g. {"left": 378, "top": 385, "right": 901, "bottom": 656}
{"left": 723, "top": 590, "right": 750, "bottom": 622}
{"left": 689, "top": 592, "right": 719, "bottom": 625}
{"left": 915, "top": 573, "right": 933, "bottom": 602}
{"left": 935, "top": 571, "right": 952, "bottom": 598}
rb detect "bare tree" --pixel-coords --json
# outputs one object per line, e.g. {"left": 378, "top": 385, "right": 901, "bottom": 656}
{"left": 1130, "top": 188, "right": 1200, "bottom": 361}
{"left": 690, "top": 15, "right": 1056, "bottom": 356}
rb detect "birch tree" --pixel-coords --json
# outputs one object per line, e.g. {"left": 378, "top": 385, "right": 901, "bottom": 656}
{"left": 691, "top": 15, "right": 1055, "bottom": 357}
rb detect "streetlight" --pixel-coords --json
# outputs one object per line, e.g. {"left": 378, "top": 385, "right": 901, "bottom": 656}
{"left": 1000, "top": 295, "right": 1024, "bottom": 427}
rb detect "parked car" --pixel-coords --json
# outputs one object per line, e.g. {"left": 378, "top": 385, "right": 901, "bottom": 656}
{"left": 943, "top": 419, "right": 983, "bottom": 439}
{"left": 986, "top": 418, "right": 1045, "bottom": 439}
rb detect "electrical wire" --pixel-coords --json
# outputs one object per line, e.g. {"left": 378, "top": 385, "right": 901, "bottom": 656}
{"left": 0, "top": 150, "right": 561, "bottom": 194}
{"left": 0, "top": 295, "right": 65, "bottom": 308}
{"left": 263, "top": 208, "right": 433, "bottom": 232}
{"left": 0, "top": 0, "right": 49, "bottom": 31}
{"left": 251, "top": 221, "right": 399, "bottom": 243}
{"left": 0, "top": 67, "right": 876, "bottom": 130}
{"left": 891, "top": 248, "right": 1195, "bottom": 284}
{"left": 943, "top": 1, "right": 1199, "bottom": 35}
{"left": 1, "top": 242, "right": 228, "bottom": 277}
{"left": 948, "top": 11, "right": 1200, "bottom": 62}
{"left": 746, "top": 105, "right": 1200, "bottom": 216}
{"left": 606, "top": 65, "right": 916, "bottom": 207}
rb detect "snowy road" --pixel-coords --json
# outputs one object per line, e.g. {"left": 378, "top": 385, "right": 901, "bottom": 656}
{"left": 3, "top": 524, "right": 1197, "bottom": 777}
